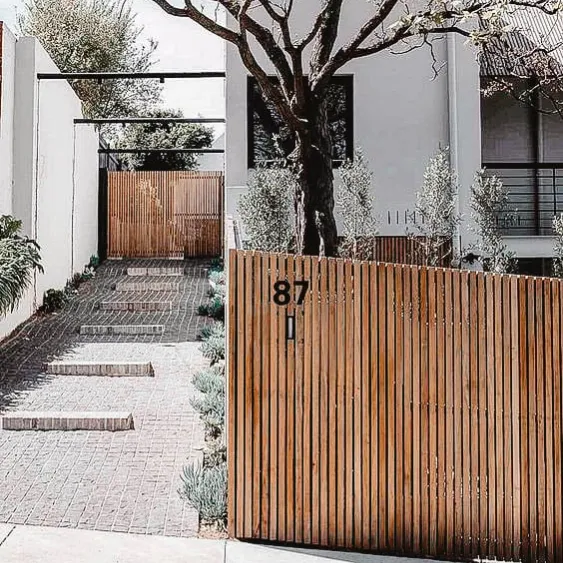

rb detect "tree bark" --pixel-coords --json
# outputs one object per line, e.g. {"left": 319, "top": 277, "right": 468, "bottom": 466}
{"left": 293, "top": 98, "right": 338, "bottom": 257}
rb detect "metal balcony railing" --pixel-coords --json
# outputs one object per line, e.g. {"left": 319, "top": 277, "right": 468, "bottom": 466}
{"left": 483, "top": 163, "right": 563, "bottom": 236}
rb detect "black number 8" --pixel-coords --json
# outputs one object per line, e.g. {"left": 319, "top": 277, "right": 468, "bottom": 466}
{"left": 273, "top": 280, "right": 291, "bottom": 305}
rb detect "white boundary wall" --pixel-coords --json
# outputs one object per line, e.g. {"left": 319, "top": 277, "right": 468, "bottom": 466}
{"left": 0, "top": 24, "right": 99, "bottom": 339}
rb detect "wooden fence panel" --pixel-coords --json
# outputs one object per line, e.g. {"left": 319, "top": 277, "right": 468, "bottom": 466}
{"left": 107, "top": 170, "right": 223, "bottom": 258}
{"left": 229, "top": 249, "right": 563, "bottom": 562}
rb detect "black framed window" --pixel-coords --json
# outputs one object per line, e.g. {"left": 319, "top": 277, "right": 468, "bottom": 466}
{"left": 247, "top": 76, "right": 354, "bottom": 168}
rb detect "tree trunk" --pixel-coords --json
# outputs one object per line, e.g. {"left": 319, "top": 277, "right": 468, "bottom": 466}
{"left": 293, "top": 98, "right": 338, "bottom": 257}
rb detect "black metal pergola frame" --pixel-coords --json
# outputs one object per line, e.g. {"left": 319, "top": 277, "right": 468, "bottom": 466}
{"left": 37, "top": 71, "right": 227, "bottom": 259}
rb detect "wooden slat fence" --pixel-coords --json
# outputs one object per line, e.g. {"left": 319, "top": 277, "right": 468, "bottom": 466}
{"left": 108, "top": 170, "right": 223, "bottom": 258}
{"left": 370, "top": 236, "right": 452, "bottom": 267}
{"left": 228, "top": 249, "right": 563, "bottom": 563}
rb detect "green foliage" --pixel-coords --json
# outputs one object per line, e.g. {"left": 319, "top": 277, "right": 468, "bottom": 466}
{"left": 411, "top": 149, "right": 461, "bottom": 266}
{"left": 208, "top": 257, "right": 223, "bottom": 273}
{"left": 198, "top": 297, "right": 224, "bottom": 321}
{"left": 180, "top": 462, "right": 227, "bottom": 526}
{"left": 238, "top": 165, "right": 295, "bottom": 252}
{"left": 553, "top": 213, "right": 563, "bottom": 277}
{"left": 0, "top": 216, "right": 42, "bottom": 316}
{"left": 200, "top": 323, "right": 226, "bottom": 365}
{"left": 116, "top": 108, "right": 214, "bottom": 170}
{"left": 470, "top": 171, "right": 516, "bottom": 274}
{"left": 191, "top": 366, "right": 225, "bottom": 439}
{"left": 17, "top": 0, "right": 160, "bottom": 132}
{"left": 336, "top": 149, "right": 378, "bottom": 260}
{"left": 41, "top": 289, "right": 68, "bottom": 313}
{"left": 193, "top": 365, "right": 225, "bottom": 396}
{"left": 208, "top": 270, "right": 225, "bottom": 287}
{"left": 89, "top": 255, "right": 100, "bottom": 269}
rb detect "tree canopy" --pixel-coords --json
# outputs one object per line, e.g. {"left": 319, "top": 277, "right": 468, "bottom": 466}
{"left": 18, "top": 0, "right": 161, "bottom": 119}
{"left": 116, "top": 109, "right": 215, "bottom": 170}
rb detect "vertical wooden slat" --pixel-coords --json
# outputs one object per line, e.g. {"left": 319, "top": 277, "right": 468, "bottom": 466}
{"left": 353, "top": 260, "right": 363, "bottom": 547}
{"left": 285, "top": 255, "right": 295, "bottom": 543}
{"left": 377, "top": 262, "right": 388, "bottom": 550}
{"left": 394, "top": 265, "right": 404, "bottom": 553}
{"left": 336, "top": 259, "right": 346, "bottom": 547}
{"left": 268, "top": 254, "right": 279, "bottom": 540}
{"left": 260, "top": 253, "right": 270, "bottom": 539}
{"left": 328, "top": 258, "right": 337, "bottom": 546}
{"left": 319, "top": 257, "right": 329, "bottom": 547}
{"left": 345, "top": 259, "right": 354, "bottom": 547}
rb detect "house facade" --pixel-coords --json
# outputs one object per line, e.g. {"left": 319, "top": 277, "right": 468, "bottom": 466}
{"left": 224, "top": 5, "right": 563, "bottom": 274}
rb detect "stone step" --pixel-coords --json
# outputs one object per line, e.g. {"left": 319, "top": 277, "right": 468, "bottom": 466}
{"left": 98, "top": 301, "right": 173, "bottom": 312}
{"left": 127, "top": 267, "right": 184, "bottom": 277}
{"left": 114, "top": 281, "right": 181, "bottom": 292}
{"left": 45, "top": 361, "right": 154, "bottom": 377}
{"left": 1, "top": 412, "right": 134, "bottom": 431}
{"left": 79, "top": 325, "right": 165, "bottom": 335}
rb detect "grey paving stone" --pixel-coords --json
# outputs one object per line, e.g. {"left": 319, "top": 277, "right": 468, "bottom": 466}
{"left": 2, "top": 412, "right": 134, "bottom": 431}
{"left": 79, "top": 325, "right": 165, "bottom": 335}
{"left": 45, "top": 362, "right": 154, "bottom": 377}
{"left": 98, "top": 301, "right": 173, "bottom": 312}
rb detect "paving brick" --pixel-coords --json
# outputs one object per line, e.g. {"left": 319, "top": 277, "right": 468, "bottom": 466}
{"left": 127, "top": 267, "right": 184, "bottom": 277}
{"left": 45, "top": 362, "right": 154, "bottom": 377}
{"left": 1, "top": 412, "right": 134, "bottom": 431}
{"left": 98, "top": 301, "right": 173, "bottom": 312}
{"left": 79, "top": 325, "right": 165, "bottom": 335}
{"left": 114, "top": 281, "right": 180, "bottom": 292}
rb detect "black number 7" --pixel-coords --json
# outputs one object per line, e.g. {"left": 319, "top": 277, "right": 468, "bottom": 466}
{"left": 294, "top": 280, "right": 309, "bottom": 305}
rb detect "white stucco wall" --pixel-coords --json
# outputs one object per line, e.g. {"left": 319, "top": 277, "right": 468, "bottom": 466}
{"left": 0, "top": 24, "right": 16, "bottom": 215}
{"left": 198, "top": 132, "right": 225, "bottom": 172}
{"left": 225, "top": 4, "right": 482, "bottom": 243}
{"left": 73, "top": 124, "right": 100, "bottom": 272}
{"left": 0, "top": 29, "right": 99, "bottom": 339}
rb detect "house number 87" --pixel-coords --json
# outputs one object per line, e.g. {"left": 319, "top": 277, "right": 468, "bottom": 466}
{"left": 273, "top": 280, "right": 309, "bottom": 306}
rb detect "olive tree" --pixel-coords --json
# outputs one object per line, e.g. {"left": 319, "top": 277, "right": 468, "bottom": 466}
{"left": 18, "top": 0, "right": 160, "bottom": 121}
{"left": 150, "top": 0, "right": 562, "bottom": 256}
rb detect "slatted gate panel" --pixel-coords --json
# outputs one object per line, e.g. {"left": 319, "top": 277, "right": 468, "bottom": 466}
{"left": 108, "top": 170, "right": 223, "bottom": 258}
{"left": 228, "top": 249, "right": 563, "bottom": 563}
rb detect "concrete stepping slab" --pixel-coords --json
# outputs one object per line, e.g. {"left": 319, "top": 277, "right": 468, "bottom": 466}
{"left": 114, "top": 281, "right": 181, "bottom": 292}
{"left": 45, "top": 361, "right": 154, "bottom": 377}
{"left": 1, "top": 412, "right": 134, "bottom": 431}
{"left": 79, "top": 325, "right": 165, "bottom": 335}
{"left": 98, "top": 301, "right": 173, "bottom": 312}
{"left": 127, "top": 267, "right": 184, "bottom": 277}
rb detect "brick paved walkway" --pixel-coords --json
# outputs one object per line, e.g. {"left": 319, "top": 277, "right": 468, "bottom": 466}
{"left": 0, "top": 259, "right": 212, "bottom": 536}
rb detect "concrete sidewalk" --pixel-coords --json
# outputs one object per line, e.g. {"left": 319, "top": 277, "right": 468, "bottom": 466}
{"left": 0, "top": 524, "right": 455, "bottom": 563}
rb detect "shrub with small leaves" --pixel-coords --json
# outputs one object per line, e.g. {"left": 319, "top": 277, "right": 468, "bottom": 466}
{"left": 200, "top": 323, "right": 226, "bottom": 364}
{"left": 41, "top": 289, "right": 68, "bottom": 313}
{"left": 553, "top": 213, "right": 563, "bottom": 277}
{"left": 239, "top": 165, "right": 295, "bottom": 252}
{"left": 470, "top": 171, "right": 516, "bottom": 273}
{"left": 180, "top": 462, "right": 227, "bottom": 527}
{"left": 337, "top": 149, "right": 378, "bottom": 260}
{"left": 410, "top": 149, "right": 461, "bottom": 266}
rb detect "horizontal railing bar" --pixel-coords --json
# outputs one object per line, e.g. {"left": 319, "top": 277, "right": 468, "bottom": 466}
{"left": 483, "top": 162, "right": 563, "bottom": 169}
{"left": 38, "top": 71, "right": 226, "bottom": 80}
{"left": 77, "top": 118, "right": 225, "bottom": 124}
{"left": 99, "top": 148, "right": 225, "bottom": 154}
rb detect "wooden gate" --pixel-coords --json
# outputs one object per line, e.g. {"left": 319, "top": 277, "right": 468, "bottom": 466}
{"left": 107, "top": 170, "right": 223, "bottom": 258}
{"left": 229, "top": 249, "right": 563, "bottom": 563}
